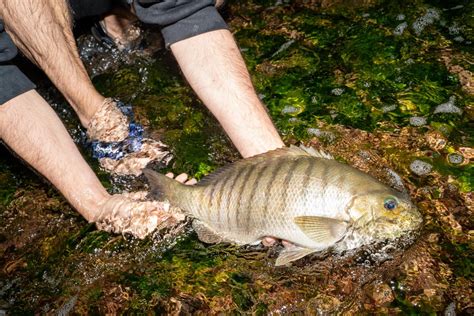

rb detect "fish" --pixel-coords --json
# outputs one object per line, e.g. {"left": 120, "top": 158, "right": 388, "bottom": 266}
{"left": 144, "top": 146, "right": 422, "bottom": 266}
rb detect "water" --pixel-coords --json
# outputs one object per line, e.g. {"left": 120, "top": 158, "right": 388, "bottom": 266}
{"left": 0, "top": 0, "right": 473, "bottom": 314}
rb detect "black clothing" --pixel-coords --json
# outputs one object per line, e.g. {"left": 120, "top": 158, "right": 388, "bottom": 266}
{"left": 0, "top": 1, "right": 227, "bottom": 104}
{"left": 133, "top": 0, "right": 227, "bottom": 47}
{"left": 0, "top": 20, "right": 36, "bottom": 105}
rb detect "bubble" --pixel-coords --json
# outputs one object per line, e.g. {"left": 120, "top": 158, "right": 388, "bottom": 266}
{"left": 281, "top": 105, "right": 300, "bottom": 115}
{"left": 397, "top": 14, "right": 406, "bottom": 21}
{"left": 447, "top": 153, "right": 464, "bottom": 165}
{"left": 409, "top": 116, "right": 427, "bottom": 126}
{"left": 394, "top": 22, "right": 408, "bottom": 36}
{"left": 307, "top": 128, "right": 336, "bottom": 142}
{"left": 412, "top": 8, "right": 441, "bottom": 35}
{"left": 331, "top": 88, "right": 345, "bottom": 96}
{"left": 382, "top": 104, "right": 397, "bottom": 113}
{"left": 448, "top": 23, "right": 461, "bottom": 35}
{"left": 410, "top": 160, "right": 432, "bottom": 176}
{"left": 434, "top": 96, "right": 462, "bottom": 115}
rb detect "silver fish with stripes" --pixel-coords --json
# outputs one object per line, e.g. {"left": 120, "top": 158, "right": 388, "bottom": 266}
{"left": 144, "top": 146, "right": 422, "bottom": 266}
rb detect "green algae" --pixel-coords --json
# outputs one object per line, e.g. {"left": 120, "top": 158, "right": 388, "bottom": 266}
{"left": 1, "top": 0, "right": 473, "bottom": 314}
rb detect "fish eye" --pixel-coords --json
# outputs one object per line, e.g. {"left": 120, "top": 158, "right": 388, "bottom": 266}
{"left": 383, "top": 197, "right": 398, "bottom": 210}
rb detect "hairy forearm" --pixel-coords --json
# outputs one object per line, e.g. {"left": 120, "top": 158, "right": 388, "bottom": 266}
{"left": 0, "top": 0, "right": 104, "bottom": 126}
{"left": 171, "top": 29, "right": 284, "bottom": 158}
{"left": 0, "top": 90, "right": 109, "bottom": 221}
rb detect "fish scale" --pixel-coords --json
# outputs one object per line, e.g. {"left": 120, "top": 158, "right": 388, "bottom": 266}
{"left": 145, "top": 146, "right": 422, "bottom": 266}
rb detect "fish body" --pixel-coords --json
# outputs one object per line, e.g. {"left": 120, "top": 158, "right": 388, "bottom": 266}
{"left": 145, "top": 146, "right": 422, "bottom": 266}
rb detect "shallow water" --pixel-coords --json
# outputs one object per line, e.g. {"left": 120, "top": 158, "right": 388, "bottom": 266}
{"left": 1, "top": 0, "right": 473, "bottom": 314}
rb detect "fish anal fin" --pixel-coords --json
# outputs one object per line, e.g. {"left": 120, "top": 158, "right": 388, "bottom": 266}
{"left": 192, "top": 220, "right": 223, "bottom": 244}
{"left": 294, "top": 216, "right": 347, "bottom": 245}
{"left": 275, "top": 246, "right": 316, "bottom": 266}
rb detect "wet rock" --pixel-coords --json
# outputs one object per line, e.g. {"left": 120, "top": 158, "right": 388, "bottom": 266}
{"left": 425, "top": 131, "right": 447, "bottom": 151}
{"left": 306, "top": 294, "right": 341, "bottom": 315}
{"left": 410, "top": 159, "right": 433, "bottom": 176}
{"left": 368, "top": 282, "right": 394, "bottom": 306}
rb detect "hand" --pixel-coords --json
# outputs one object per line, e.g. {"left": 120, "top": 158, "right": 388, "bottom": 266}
{"left": 94, "top": 173, "right": 196, "bottom": 238}
{"left": 94, "top": 191, "right": 184, "bottom": 239}
{"left": 87, "top": 98, "right": 171, "bottom": 176}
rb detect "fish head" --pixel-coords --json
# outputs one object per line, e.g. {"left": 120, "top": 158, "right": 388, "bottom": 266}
{"left": 339, "top": 189, "right": 423, "bottom": 250}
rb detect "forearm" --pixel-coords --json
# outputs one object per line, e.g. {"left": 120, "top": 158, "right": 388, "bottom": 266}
{"left": 171, "top": 29, "right": 284, "bottom": 158}
{"left": 0, "top": 90, "right": 109, "bottom": 222}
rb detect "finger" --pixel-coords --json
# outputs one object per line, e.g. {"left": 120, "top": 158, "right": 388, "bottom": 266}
{"left": 185, "top": 178, "right": 197, "bottom": 185}
{"left": 175, "top": 173, "right": 189, "bottom": 183}
{"left": 262, "top": 237, "right": 277, "bottom": 247}
{"left": 165, "top": 172, "right": 174, "bottom": 178}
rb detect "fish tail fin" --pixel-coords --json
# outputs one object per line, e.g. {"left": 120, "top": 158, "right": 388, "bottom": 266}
{"left": 143, "top": 169, "right": 190, "bottom": 207}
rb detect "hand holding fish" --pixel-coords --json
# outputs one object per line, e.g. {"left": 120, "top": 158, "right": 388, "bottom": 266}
{"left": 93, "top": 173, "right": 195, "bottom": 238}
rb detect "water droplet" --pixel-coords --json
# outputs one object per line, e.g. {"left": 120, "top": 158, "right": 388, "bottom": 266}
{"left": 331, "top": 88, "right": 345, "bottom": 96}
{"left": 394, "top": 22, "right": 408, "bottom": 36}
{"left": 434, "top": 96, "right": 462, "bottom": 115}
{"left": 410, "top": 160, "right": 433, "bottom": 176}
{"left": 281, "top": 105, "right": 300, "bottom": 115}
{"left": 409, "top": 116, "right": 427, "bottom": 126}
{"left": 447, "top": 153, "right": 464, "bottom": 165}
{"left": 382, "top": 104, "right": 397, "bottom": 113}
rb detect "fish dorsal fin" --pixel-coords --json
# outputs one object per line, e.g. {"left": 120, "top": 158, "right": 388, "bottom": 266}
{"left": 197, "top": 145, "right": 332, "bottom": 186}
{"left": 294, "top": 216, "right": 347, "bottom": 245}
{"left": 293, "top": 145, "right": 334, "bottom": 159}
{"left": 275, "top": 246, "right": 316, "bottom": 266}
{"left": 192, "top": 220, "right": 223, "bottom": 244}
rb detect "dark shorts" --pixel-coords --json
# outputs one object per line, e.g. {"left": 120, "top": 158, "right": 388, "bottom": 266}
{"left": 0, "top": 0, "right": 227, "bottom": 105}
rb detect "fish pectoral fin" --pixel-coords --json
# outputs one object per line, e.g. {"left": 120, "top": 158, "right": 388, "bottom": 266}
{"left": 192, "top": 220, "right": 223, "bottom": 244}
{"left": 275, "top": 246, "right": 316, "bottom": 266}
{"left": 294, "top": 216, "right": 347, "bottom": 245}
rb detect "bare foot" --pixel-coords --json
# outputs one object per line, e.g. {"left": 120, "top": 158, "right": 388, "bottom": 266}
{"left": 100, "top": 6, "right": 141, "bottom": 50}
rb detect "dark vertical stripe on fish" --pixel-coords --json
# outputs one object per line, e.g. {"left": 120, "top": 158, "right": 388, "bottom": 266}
{"left": 252, "top": 158, "right": 287, "bottom": 232}
{"left": 220, "top": 166, "right": 245, "bottom": 228}
{"left": 221, "top": 165, "right": 250, "bottom": 227}
{"left": 302, "top": 158, "right": 315, "bottom": 211}
{"left": 212, "top": 169, "right": 234, "bottom": 223}
{"left": 233, "top": 163, "right": 256, "bottom": 228}
{"left": 238, "top": 161, "right": 270, "bottom": 229}
{"left": 281, "top": 158, "right": 301, "bottom": 213}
